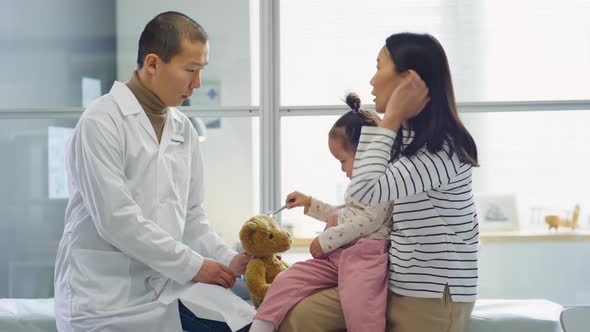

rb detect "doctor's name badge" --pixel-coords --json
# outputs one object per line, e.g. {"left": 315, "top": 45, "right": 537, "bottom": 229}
{"left": 171, "top": 131, "right": 184, "bottom": 143}
{"left": 171, "top": 120, "right": 185, "bottom": 143}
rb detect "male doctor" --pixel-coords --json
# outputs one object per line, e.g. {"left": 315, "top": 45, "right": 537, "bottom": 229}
{"left": 54, "top": 11, "right": 252, "bottom": 332}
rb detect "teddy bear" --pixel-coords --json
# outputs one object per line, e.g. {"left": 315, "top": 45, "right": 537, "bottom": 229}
{"left": 239, "top": 214, "right": 292, "bottom": 308}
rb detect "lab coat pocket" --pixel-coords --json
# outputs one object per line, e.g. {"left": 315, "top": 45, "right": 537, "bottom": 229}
{"left": 167, "top": 153, "right": 190, "bottom": 203}
{"left": 71, "top": 249, "right": 131, "bottom": 311}
{"left": 147, "top": 274, "right": 167, "bottom": 299}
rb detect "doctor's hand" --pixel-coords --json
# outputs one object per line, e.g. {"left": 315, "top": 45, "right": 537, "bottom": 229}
{"left": 229, "top": 251, "right": 253, "bottom": 275}
{"left": 192, "top": 259, "right": 236, "bottom": 289}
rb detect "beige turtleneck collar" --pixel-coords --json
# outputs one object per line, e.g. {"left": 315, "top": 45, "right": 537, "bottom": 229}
{"left": 126, "top": 71, "right": 168, "bottom": 143}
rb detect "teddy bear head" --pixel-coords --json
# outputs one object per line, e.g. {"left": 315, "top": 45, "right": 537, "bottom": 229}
{"left": 239, "top": 214, "right": 292, "bottom": 258}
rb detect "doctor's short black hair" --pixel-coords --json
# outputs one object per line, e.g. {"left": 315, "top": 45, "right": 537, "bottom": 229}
{"left": 137, "top": 11, "right": 208, "bottom": 68}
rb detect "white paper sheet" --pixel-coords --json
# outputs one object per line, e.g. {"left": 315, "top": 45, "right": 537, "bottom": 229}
{"left": 160, "top": 282, "right": 255, "bottom": 332}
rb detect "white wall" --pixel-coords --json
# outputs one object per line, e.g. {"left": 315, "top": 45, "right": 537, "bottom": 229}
{"left": 477, "top": 240, "right": 590, "bottom": 305}
{"left": 116, "top": 0, "right": 257, "bottom": 245}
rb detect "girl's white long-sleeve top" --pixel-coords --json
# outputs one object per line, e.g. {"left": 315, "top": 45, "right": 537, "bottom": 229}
{"left": 349, "top": 126, "right": 479, "bottom": 303}
{"left": 305, "top": 196, "right": 394, "bottom": 253}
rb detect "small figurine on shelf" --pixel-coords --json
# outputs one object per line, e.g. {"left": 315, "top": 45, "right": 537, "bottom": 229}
{"left": 545, "top": 204, "right": 580, "bottom": 230}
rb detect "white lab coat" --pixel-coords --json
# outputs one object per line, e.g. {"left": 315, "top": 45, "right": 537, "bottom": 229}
{"left": 54, "top": 82, "right": 254, "bottom": 332}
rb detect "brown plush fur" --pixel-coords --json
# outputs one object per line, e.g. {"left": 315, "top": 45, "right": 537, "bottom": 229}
{"left": 239, "top": 214, "right": 292, "bottom": 308}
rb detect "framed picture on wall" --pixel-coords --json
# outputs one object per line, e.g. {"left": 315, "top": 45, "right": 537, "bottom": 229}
{"left": 185, "top": 80, "right": 222, "bottom": 131}
{"left": 474, "top": 194, "right": 519, "bottom": 231}
{"left": 189, "top": 80, "right": 221, "bottom": 107}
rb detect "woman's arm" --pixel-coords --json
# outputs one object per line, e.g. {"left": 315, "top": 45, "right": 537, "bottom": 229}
{"left": 348, "top": 126, "right": 464, "bottom": 205}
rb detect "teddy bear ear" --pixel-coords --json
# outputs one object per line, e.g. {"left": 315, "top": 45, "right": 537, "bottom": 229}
{"left": 239, "top": 220, "right": 258, "bottom": 243}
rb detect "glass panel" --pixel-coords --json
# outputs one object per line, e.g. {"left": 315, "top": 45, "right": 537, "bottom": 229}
{"left": 197, "top": 116, "right": 260, "bottom": 243}
{"left": 116, "top": 0, "right": 259, "bottom": 107}
{"left": 280, "top": 115, "right": 344, "bottom": 239}
{"left": 0, "top": 0, "right": 258, "bottom": 108}
{"left": 280, "top": 0, "right": 590, "bottom": 105}
{"left": 465, "top": 111, "right": 590, "bottom": 306}
{"left": 0, "top": 114, "right": 259, "bottom": 298}
{"left": 282, "top": 111, "right": 590, "bottom": 235}
{"left": 281, "top": 111, "right": 590, "bottom": 305}
{"left": 464, "top": 110, "right": 590, "bottom": 230}
{"left": 0, "top": 0, "right": 116, "bottom": 108}
{"left": 0, "top": 118, "right": 78, "bottom": 298}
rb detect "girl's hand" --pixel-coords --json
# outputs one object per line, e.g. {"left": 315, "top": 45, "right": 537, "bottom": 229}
{"left": 286, "top": 191, "right": 311, "bottom": 210}
{"left": 381, "top": 70, "right": 430, "bottom": 132}
{"left": 309, "top": 237, "right": 327, "bottom": 258}
{"left": 326, "top": 210, "right": 339, "bottom": 228}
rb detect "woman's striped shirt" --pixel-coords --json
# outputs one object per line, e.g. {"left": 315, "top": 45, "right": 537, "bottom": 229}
{"left": 349, "top": 126, "right": 479, "bottom": 302}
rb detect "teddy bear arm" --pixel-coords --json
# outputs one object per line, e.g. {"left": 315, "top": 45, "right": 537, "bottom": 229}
{"left": 245, "top": 259, "right": 271, "bottom": 299}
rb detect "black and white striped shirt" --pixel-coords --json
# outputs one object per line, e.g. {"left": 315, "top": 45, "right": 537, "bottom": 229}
{"left": 349, "top": 126, "right": 479, "bottom": 302}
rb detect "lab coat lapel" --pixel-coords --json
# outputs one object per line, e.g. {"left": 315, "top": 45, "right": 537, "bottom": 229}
{"left": 109, "top": 81, "right": 160, "bottom": 145}
{"left": 159, "top": 110, "right": 173, "bottom": 152}
{"left": 137, "top": 112, "right": 160, "bottom": 145}
{"left": 160, "top": 111, "right": 185, "bottom": 152}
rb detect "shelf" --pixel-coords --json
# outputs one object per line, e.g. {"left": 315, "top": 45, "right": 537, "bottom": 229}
{"left": 479, "top": 229, "right": 590, "bottom": 243}
{"left": 290, "top": 229, "right": 590, "bottom": 247}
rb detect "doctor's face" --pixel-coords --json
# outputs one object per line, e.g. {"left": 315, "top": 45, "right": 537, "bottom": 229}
{"left": 151, "top": 40, "right": 209, "bottom": 107}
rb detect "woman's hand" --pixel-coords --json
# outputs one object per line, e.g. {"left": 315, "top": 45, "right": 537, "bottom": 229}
{"left": 286, "top": 191, "right": 312, "bottom": 212}
{"left": 309, "top": 237, "right": 327, "bottom": 259}
{"left": 381, "top": 70, "right": 430, "bottom": 132}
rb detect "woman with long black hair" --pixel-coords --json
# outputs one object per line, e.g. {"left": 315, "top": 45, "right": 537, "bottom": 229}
{"left": 278, "top": 32, "right": 479, "bottom": 332}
